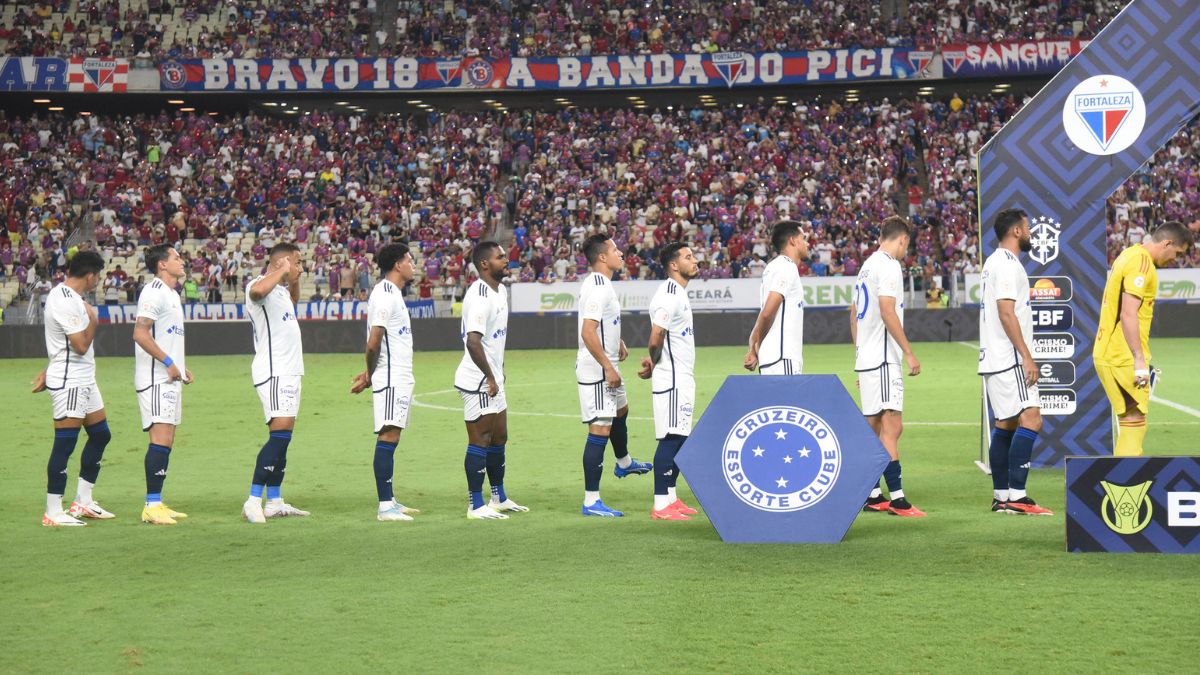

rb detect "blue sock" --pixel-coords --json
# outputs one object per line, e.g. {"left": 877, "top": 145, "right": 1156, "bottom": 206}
{"left": 583, "top": 433, "right": 608, "bottom": 492}
{"left": 666, "top": 436, "right": 685, "bottom": 488}
{"left": 250, "top": 484, "right": 265, "bottom": 499}
{"left": 1009, "top": 427, "right": 1039, "bottom": 492}
{"left": 652, "top": 434, "right": 685, "bottom": 496}
{"left": 610, "top": 414, "right": 629, "bottom": 460}
{"left": 486, "top": 444, "right": 507, "bottom": 502}
{"left": 883, "top": 460, "right": 902, "bottom": 494}
{"left": 48, "top": 428, "right": 81, "bottom": 495}
{"left": 80, "top": 420, "right": 110, "bottom": 484}
{"left": 374, "top": 440, "right": 397, "bottom": 502}
{"left": 144, "top": 443, "right": 171, "bottom": 501}
{"left": 989, "top": 427, "right": 1014, "bottom": 492}
{"left": 267, "top": 485, "right": 282, "bottom": 500}
{"left": 262, "top": 430, "right": 292, "bottom": 499}
{"left": 465, "top": 444, "right": 487, "bottom": 509}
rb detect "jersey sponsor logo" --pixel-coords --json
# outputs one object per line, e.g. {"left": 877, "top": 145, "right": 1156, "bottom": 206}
{"left": 721, "top": 406, "right": 842, "bottom": 513}
{"left": 1062, "top": 74, "right": 1145, "bottom": 155}
{"left": 1029, "top": 215, "right": 1061, "bottom": 265}
{"left": 1032, "top": 332, "right": 1074, "bottom": 359}
{"left": 165, "top": 324, "right": 185, "bottom": 336}
{"left": 1037, "top": 360, "right": 1076, "bottom": 387}
{"left": 1100, "top": 480, "right": 1154, "bottom": 535}
{"left": 1039, "top": 389, "right": 1077, "bottom": 415}
{"left": 281, "top": 311, "right": 295, "bottom": 321}
{"left": 1031, "top": 304, "right": 1073, "bottom": 331}
{"left": 1029, "top": 276, "right": 1072, "bottom": 302}
{"left": 681, "top": 326, "right": 694, "bottom": 338}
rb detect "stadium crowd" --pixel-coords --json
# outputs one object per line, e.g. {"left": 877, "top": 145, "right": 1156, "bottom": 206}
{"left": 2, "top": 0, "right": 1124, "bottom": 61}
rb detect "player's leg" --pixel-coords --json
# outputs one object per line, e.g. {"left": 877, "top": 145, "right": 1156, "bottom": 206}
{"left": 609, "top": 388, "right": 652, "bottom": 477}
{"left": 1003, "top": 405, "right": 1051, "bottom": 514}
{"left": 487, "top": 409, "right": 527, "bottom": 512}
{"left": 579, "top": 380, "right": 621, "bottom": 515}
{"left": 44, "top": 388, "right": 86, "bottom": 526}
{"left": 858, "top": 366, "right": 891, "bottom": 512}
{"left": 992, "top": 367, "right": 1052, "bottom": 515}
{"left": 68, "top": 397, "right": 115, "bottom": 520}
{"left": 1113, "top": 367, "right": 1149, "bottom": 457}
{"left": 374, "top": 425, "right": 413, "bottom": 521}
{"left": 141, "top": 383, "right": 185, "bottom": 525}
{"left": 461, "top": 390, "right": 506, "bottom": 519}
{"left": 650, "top": 388, "right": 689, "bottom": 520}
{"left": 989, "top": 414, "right": 1017, "bottom": 510}
{"left": 665, "top": 384, "right": 697, "bottom": 514}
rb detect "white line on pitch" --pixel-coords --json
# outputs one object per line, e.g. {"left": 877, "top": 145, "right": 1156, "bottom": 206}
{"left": 1151, "top": 395, "right": 1200, "bottom": 419}
{"left": 956, "top": 341, "right": 978, "bottom": 350}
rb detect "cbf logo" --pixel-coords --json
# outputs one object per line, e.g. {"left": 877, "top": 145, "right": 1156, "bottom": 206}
{"left": 1062, "top": 74, "right": 1146, "bottom": 156}
{"left": 160, "top": 61, "right": 187, "bottom": 90}
{"left": 465, "top": 59, "right": 494, "bottom": 87}
{"left": 1100, "top": 480, "right": 1154, "bottom": 535}
{"left": 722, "top": 406, "right": 841, "bottom": 512}
{"left": 1029, "top": 215, "right": 1061, "bottom": 265}
{"left": 712, "top": 52, "right": 748, "bottom": 88}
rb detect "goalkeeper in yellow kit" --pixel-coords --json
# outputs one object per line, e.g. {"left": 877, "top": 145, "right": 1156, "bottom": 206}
{"left": 1093, "top": 221, "right": 1193, "bottom": 456}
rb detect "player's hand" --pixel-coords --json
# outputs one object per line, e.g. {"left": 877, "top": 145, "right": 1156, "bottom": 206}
{"left": 84, "top": 302, "right": 98, "bottom": 325}
{"left": 486, "top": 376, "right": 499, "bottom": 396}
{"left": 184, "top": 368, "right": 195, "bottom": 384}
{"left": 1133, "top": 356, "right": 1149, "bottom": 389}
{"left": 637, "top": 357, "right": 653, "bottom": 380}
{"left": 905, "top": 352, "right": 921, "bottom": 376}
{"left": 275, "top": 255, "right": 292, "bottom": 277}
{"left": 1022, "top": 359, "right": 1038, "bottom": 387}
{"left": 350, "top": 371, "right": 370, "bottom": 394}
{"left": 31, "top": 370, "right": 46, "bottom": 393}
{"left": 743, "top": 348, "right": 759, "bottom": 372}
{"left": 604, "top": 366, "right": 622, "bottom": 389}
{"left": 166, "top": 362, "right": 183, "bottom": 382}
{"left": 618, "top": 340, "right": 628, "bottom": 362}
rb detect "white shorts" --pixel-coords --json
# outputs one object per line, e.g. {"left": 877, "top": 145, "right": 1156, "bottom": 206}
{"left": 374, "top": 382, "right": 414, "bottom": 433}
{"left": 759, "top": 358, "right": 801, "bottom": 376}
{"left": 459, "top": 386, "right": 507, "bottom": 422}
{"left": 858, "top": 363, "right": 904, "bottom": 416}
{"left": 255, "top": 375, "right": 302, "bottom": 423}
{"left": 653, "top": 380, "right": 695, "bottom": 439}
{"left": 50, "top": 384, "right": 105, "bottom": 421}
{"left": 578, "top": 380, "right": 628, "bottom": 425}
{"left": 138, "top": 382, "right": 183, "bottom": 431}
{"left": 984, "top": 365, "right": 1040, "bottom": 421}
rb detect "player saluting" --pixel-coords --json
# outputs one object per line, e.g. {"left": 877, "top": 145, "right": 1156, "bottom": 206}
{"left": 351, "top": 243, "right": 422, "bottom": 521}
{"left": 576, "top": 233, "right": 652, "bottom": 518}
{"left": 850, "top": 217, "right": 925, "bottom": 517}
{"left": 745, "top": 220, "right": 808, "bottom": 374}
{"left": 639, "top": 242, "right": 701, "bottom": 521}
{"left": 1095, "top": 221, "right": 1193, "bottom": 456}
{"left": 242, "top": 243, "right": 310, "bottom": 524}
{"left": 133, "top": 244, "right": 194, "bottom": 525}
{"left": 455, "top": 241, "right": 527, "bottom": 520}
{"left": 978, "top": 209, "right": 1051, "bottom": 516}
{"left": 33, "top": 251, "right": 115, "bottom": 526}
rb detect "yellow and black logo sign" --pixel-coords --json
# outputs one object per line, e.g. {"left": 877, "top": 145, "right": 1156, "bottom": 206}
{"left": 1100, "top": 480, "right": 1154, "bottom": 535}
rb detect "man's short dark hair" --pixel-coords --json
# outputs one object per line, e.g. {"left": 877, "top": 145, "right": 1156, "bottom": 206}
{"left": 582, "top": 233, "right": 612, "bottom": 265}
{"left": 269, "top": 242, "right": 300, "bottom": 258}
{"left": 376, "top": 242, "right": 412, "bottom": 274}
{"left": 992, "top": 208, "right": 1028, "bottom": 242}
{"left": 1151, "top": 221, "right": 1194, "bottom": 249}
{"left": 771, "top": 220, "right": 803, "bottom": 254}
{"left": 68, "top": 250, "right": 105, "bottom": 278}
{"left": 146, "top": 244, "right": 173, "bottom": 274}
{"left": 471, "top": 241, "right": 503, "bottom": 270}
{"left": 880, "top": 216, "right": 911, "bottom": 242}
{"left": 659, "top": 241, "right": 688, "bottom": 268}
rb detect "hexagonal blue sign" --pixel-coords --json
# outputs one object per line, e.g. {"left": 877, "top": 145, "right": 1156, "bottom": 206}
{"left": 677, "top": 375, "right": 891, "bottom": 543}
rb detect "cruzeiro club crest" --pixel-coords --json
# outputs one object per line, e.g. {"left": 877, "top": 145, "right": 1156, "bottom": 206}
{"left": 1062, "top": 74, "right": 1146, "bottom": 156}
{"left": 722, "top": 406, "right": 841, "bottom": 512}
{"left": 1100, "top": 480, "right": 1154, "bottom": 535}
{"left": 712, "top": 52, "right": 748, "bottom": 88}
{"left": 1029, "top": 215, "right": 1061, "bottom": 265}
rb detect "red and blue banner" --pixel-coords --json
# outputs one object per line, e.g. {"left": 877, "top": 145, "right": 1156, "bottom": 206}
{"left": 0, "top": 57, "right": 128, "bottom": 91}
{"left": 941, "top": 39, "right": 1089, "bottom": 77}
{"left": 158, "top": 49, "right": 926, "bottom": 92}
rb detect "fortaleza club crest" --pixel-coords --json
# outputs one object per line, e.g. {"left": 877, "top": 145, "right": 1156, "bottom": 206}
{"left": 1062, "top": 74, "right": 1146, "bottom": 156}
{"left": 1029, "top": 215, "right": 1061, "bottom": 265}
{"left": 712, "top": 52, "right": 748, "bottom": 88}
{"left": 1100, "top": 480, "right": 1154, "bottom": 535}
{"left": 435, "top": 59, "right": 462, "bottom": 85}
{"left": 722, "top": 406, "right": 842, "bottom": 512}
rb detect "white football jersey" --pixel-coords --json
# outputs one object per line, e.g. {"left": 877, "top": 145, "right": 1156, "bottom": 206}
{"left": 853, "top": 250, "right": 905, "bottom": 371}
{"left": 246, "top": 277, "right": 304, "bottom": 384}
{"left": 367, "top": 278, "right": 414, "bottom": 390}
{"left": 134, "top": 277, "right": 186, "bottom": 391}
{"left": 757, "top": 255, "right": 805, "bottom": 369}
{"left": 978, "top": 248, "right": 1032, "bottom": 374}
{"left": 576, "top": 271, "right": 622, "bottom": 383}
{"left": 455, "top": 279, "right": 508, "bottom": 392}
{"left": 43, "top": 283, "right": 96, "bottom": 390}
{"left": 648, "top": 278, "right": 695, "bottom": 392}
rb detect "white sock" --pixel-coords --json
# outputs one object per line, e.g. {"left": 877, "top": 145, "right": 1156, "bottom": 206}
{"left": 268, "top": 497, "right": 284, "bottom": 505}
{"left": 76, "top": 478, "right": 95, "bottom": 505}
{"left": 654, "top": 494, "right": 673, "bottom": 511}
{"left": 1009, "top": 488, "right": 1027, "bottom": 501}
{"left": 890, "top": 489, "right": 905, "bottom": 501}
{"left": 245, "top": 496, "right": 261, "bottom": 505}
{"left": 994, "top": 489, "right": 1009, "bottom": 501}
{"left": 146, "top": 500, "right": 163, "bottom": 507}
{"left": 870, "top": 487, "right": 883, "bottom": 499}
{"left": 46, "top": 493, "right": 64, "bottom": 515}
{"left": 584, "top": 491, "right": 600, "bottom": 507}
{"left": 616, "top": 455, "right": 632, "bottom": 469}
{"left": 379, "top": 501, "right": 393, "bottom": 511}
{"left": 667, "top": 487, "right": 677, "bottom": 501}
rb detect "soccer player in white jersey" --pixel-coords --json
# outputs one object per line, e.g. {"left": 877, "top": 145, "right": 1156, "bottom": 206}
{"left": 850, "top": 217, "right": 926, "bottom": 518}
{"left": 638, "top": 242, "right": 702, "bottom": 521}
{"left": 32, "top": 251, "right": 115, "bottom": 526}
{"left": 979, "top": 208, "right": 1051, "bottom": 516}
{"left": 745, "top": 220, "right": 809, "bottom": 374}
{"left": 351, "top": 243, "right": 423, "bottom": 521}
{"left": 455, "top": 241, "right": 527, "bottom": 520}
{"left": 132, "top": 244, "right": 194, "bottom": 525}
{"left": 576, "top": 233, "right": 652, "bottom": 517}
{"left": 241, "top": 243, "right": 310, "bottom": 523}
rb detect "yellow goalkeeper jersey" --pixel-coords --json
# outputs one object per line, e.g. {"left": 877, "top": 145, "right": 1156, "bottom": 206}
{"left": 1094, "top": 244, "right": 1157, "bottom": 367}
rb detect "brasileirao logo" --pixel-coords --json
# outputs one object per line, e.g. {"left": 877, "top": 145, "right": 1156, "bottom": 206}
{"left": 1100, "top": 480, "right": 1154, "bottom": 535}
{"left": 722, "top": 406, "right": 842, "bottom": 512}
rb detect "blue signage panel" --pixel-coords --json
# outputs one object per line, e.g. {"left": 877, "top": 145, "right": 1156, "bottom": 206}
{"left": 1066, "top": 456, "right": 1200, "bottom": 554}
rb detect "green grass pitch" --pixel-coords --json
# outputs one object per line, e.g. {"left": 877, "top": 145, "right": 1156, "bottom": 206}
{"left": 2, "top": 339, "right": 1199, "bottom": 672}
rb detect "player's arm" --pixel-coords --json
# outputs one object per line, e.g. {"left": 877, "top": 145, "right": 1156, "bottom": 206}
{"left": 465, "top": 331, "right": 499, "bottom": 395}
{"left": 639, "top": 324, "right": 667, "bottom": 380}
{"left": 132, "top": 315, "right": 184, "bottom": 382}
{"left": 848, "top": 304, "right": 857, "bottom": 345}
{"left": 351, "top": 325, "right": 386, "bottom": 394}
{"left": 744, "top": 291, "right": 783, "bottom": 371}
{"left": 1118, "top": 291, "right": 1149, "bottom": 386}
{"left": 65, "top": 300, "right": 99, "bottom": 355}
{"left": 879, "top": 296, "right": 919, "bottom": 376}
{"left": 581, "top": 318, "right": 621, "bottom": 387}
{"left": 996, "top": 299, "right": 1036, "bottom": 386}
{"left": 248, "top": 255, "right": 292, "bottom": 302}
